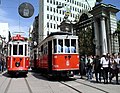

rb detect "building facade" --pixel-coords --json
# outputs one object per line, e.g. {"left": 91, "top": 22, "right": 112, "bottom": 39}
{"left": 39, "top": 0, "right": 96, "bottom": 43}
{"left": 0, "top": 23, "right": 9, "bottom": 42}
{"left": 0, "top": 23, "right": 8, "bottom": 59}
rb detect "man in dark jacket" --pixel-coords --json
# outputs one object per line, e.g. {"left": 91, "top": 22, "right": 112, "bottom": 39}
{"left": 93, "top": 55, "right": 101, "bottom": 82}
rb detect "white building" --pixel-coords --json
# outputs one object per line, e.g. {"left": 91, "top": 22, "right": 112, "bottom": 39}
{"left": 39, "top": 0, "right": 96, "bottom": 42}
{"left": 0, "top": 23, "right": 9, "bottom": 42}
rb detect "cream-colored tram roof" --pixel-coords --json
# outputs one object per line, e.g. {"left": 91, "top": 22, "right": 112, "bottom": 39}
{"left": 8, "top": 40, "right": 28, "bottom": 45}
{"left": 38, "top": 32, "right": 78, "bottom": 46}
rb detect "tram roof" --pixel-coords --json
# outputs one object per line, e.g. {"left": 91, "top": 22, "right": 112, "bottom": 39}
{"left": 39, "top": 31, "right": 77, "bottom": 46}
{"left": 48, "top": 31, "right": 72, "bottom": 37}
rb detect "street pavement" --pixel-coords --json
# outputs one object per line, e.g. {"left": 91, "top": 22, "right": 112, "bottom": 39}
{"left": 0, "top": 70, "right": 120, "bottom": 93}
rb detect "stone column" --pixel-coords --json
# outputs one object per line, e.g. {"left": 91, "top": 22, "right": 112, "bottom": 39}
{"left": 100, "top": 17, "right": 108, "bottom": 54}
{"left": 94, "top": 18, "right": 100, "bottom": 55}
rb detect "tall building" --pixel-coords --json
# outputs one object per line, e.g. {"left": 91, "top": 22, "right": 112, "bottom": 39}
{"left": 39, "top": 0, "right": 96, "bottom": 42}
{"left": 0, "top": 23, "right": 9, "bottom": 42}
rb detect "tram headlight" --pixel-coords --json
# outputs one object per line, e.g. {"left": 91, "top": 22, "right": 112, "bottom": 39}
{"left": 15, "top": 62, "right": 20, "bottom": 67}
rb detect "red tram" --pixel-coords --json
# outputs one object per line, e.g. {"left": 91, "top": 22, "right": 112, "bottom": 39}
{"left": 6, "top": 34, "right": 30, "bottom": 75}
{"left": 31, "top": 32, "right": 79, "bottom": 77}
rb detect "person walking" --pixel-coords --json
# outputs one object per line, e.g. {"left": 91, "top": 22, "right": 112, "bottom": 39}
{"left": 109, "top": 53, "right": 119, "bottom": 84}
{"left": 79, "top": 55, "right": 85, "bottom": 79}
{"left": 86, "top": 55, "right": 93, "bottom": 80}
{"left": 0, "top": 58, "right": 2, "bottom": 72}
{"left": 93, "top": 55, "right": 101, "bottom": 83}
{"left": 1, "top": 58, "right": 5, "bottom": 72}
{"left": 100, "top": 53, "right": 109, "bottom": 84}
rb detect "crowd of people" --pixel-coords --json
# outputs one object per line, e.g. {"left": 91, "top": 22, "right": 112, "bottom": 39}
{"left": 79, "top": 53, "right": 120, "bottom": 84}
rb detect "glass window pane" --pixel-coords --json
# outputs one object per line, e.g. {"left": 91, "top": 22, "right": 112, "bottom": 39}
{"left": 13, "top": 45, "right": 17, "bottom": 55}
{"left": 25, "top": 44, "right": 27, "bottom": 56}
{"left": 64, "top": 39, "right": 69, "bottom": 53}
{"left": 58, "top": 39, "right": 63, "bottom": 53}
{"left": 54, "top": 39, "right": 56, "bottom": 53}
{"left": 70, "top": 39, "right": 76, "bottom": 53}
{"left": 19, "top": 45, "right": 23, "bottom": 55}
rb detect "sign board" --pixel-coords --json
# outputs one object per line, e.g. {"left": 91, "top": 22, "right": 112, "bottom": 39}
{"left": 18, "top": 2, "right": 34, "bottom": 18}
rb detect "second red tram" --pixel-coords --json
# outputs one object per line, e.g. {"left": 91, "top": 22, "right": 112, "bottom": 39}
{"left": 6, "top": 34, "right": 30, "bottom": 75}
{"left": 31, "top": 32, "right": 79, "bottom": 77}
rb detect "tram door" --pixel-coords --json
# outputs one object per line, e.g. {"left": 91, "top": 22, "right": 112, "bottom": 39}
{"left": 48, "top": 40, "right": 52, "bottom": 72}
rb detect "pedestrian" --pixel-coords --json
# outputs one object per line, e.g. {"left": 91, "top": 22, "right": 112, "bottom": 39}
{"left": 79, "top": 55, "right": 85, "bottom": 79}
{"left": 1, "top": 58, "right": 5, "bottom": 72}
{"left": 109, "top": 53, "right": 119, "bottom": 84}
{"left": 86, "top": 55, "right": 93, "bottom": 80}
{"left": 0, "top": 58, "right": 2, "bottom": 72}
{"left": 93, "top": 55, "right": 102, "bottom": 83}
{"left": 100, "top": 53, "right": 109, "bottom": 84}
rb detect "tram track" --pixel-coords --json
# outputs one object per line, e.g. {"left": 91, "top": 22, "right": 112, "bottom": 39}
{"left": 24, "top": 78, "right": 33, "bottom": 93}
{"left": 74, "top": 80, "right": 109, "bottom": 93}
{"left": 4, "top": 78, "right": 12, "bottom": 93}
{"left": 59, "top": 79, "right": 109, "bottom": 93}
{"left": 59, "top": 81, "right": 82, "bottom": 93}
{"left": 0, "top": 77, "right": 8, "bottom": 90}
{"left": 1, "top": 77, "right": 33, "bottom": 93}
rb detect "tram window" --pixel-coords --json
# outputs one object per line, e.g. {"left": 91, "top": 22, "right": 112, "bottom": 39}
{"left": 70, "top": 39, "right": 76, "bottom": 53}
{"left": 54, "top": 39, "right": 63, "bottom": 53}
{"left": 9, "top": 44, "right": 12, "bottom": 56}
{"left": 19, "top": 45, "right": 23, "bottom": 55}
{"left": 25, "top": 44, "right": 27, "bottom": 56}
{"left": 64, "top": 39, "right": 69, "bottom": 53}
{"left": 53, "top": 39, "right": 57, "bottom": 53}
{"left": 58, "top": 39, "right": 63, "bottom": 53}
{"left": 13, "top": 45, "right": 17, "bottom": 55}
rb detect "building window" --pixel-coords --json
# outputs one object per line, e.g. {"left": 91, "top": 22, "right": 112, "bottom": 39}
{"left": 62, "top": 3, "right": 64, "bottom": 7}
{"left": 57, "top": 16, "right": 58, "bottom": 21}
{"left": 75, "top": 1, "right": 76, "bottom": 5}
{"left": 50, "top": 23, "right": 52, "bottom": 28}
{"left": 47, "top": 6, "right": 49, "bottom": 11}
{"left": 59, "top": 2, "right": 61, "bottom": 5}
{"left": 53, "top": 0, "right": 55, "bottom": 5}
{"left": 47, "top": 22, "right": 49, "bottom": 28}
{"left": 56, "top": 9, "right": 58, "bottom": 13}
{"left": 56, "top": 1, "right": 58, "bottom": 5}
{"left": 54, "top": 16, "right": 56, "bottom": 20}
{"left": 62, "top": 10, "right": 64, "bottom": 15}
{"left": 47, "top": 14, "right": 49, "bottom": 19}
{"left": 59, "top": 10, "right": 61, "bottom": 14}
{"left": 73, "top": 7, "right": 74, "bottom": 11}
{"left": 50, "top": 7, "right": 52, "bottom": 12}
{"left": 50, "top": 0, "right": 52, "bottom": 4}
{"left": 54, "top": 24, "right": 56, "bottom": 29}
{"left": 72, "top": 0, "right": 74, "bottom": 4}
{"left": 47, "top": 0, "right": 49, "bottom": 3}
{"left": 53, "top": 8, "right": 55, "bottom": 12}
{"left": 50, "top": 15, "right": 52, "bottom": 20}
{"left": 60, "top": 17, "right": 61, "bottom": 22}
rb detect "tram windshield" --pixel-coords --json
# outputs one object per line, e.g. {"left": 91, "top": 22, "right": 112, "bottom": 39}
{"left": 13, "top": 44, "right": 23, "bottom": 55}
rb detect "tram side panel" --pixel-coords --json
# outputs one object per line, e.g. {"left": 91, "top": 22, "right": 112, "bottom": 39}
{"left": 52, "top": 54, "right": 79, "bottom": 71}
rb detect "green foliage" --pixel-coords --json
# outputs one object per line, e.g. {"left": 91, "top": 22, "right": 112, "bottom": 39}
{"left": 117, "top": 20, "right": 120, "bottom": 31}
{"left": 77, "top": 26, "right": 94, "bottom": 56}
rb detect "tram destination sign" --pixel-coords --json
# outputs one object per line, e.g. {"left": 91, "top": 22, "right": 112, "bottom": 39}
{"left": 18, "top": 2, "right": 34, "bottom": 18}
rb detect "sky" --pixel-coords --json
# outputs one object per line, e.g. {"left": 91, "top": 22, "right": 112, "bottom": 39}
{"left": 0, "top": 0, "right": 120, "bottom": 37}
{"left": 0, "top": 0, "right": 39, "bottom": 37}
